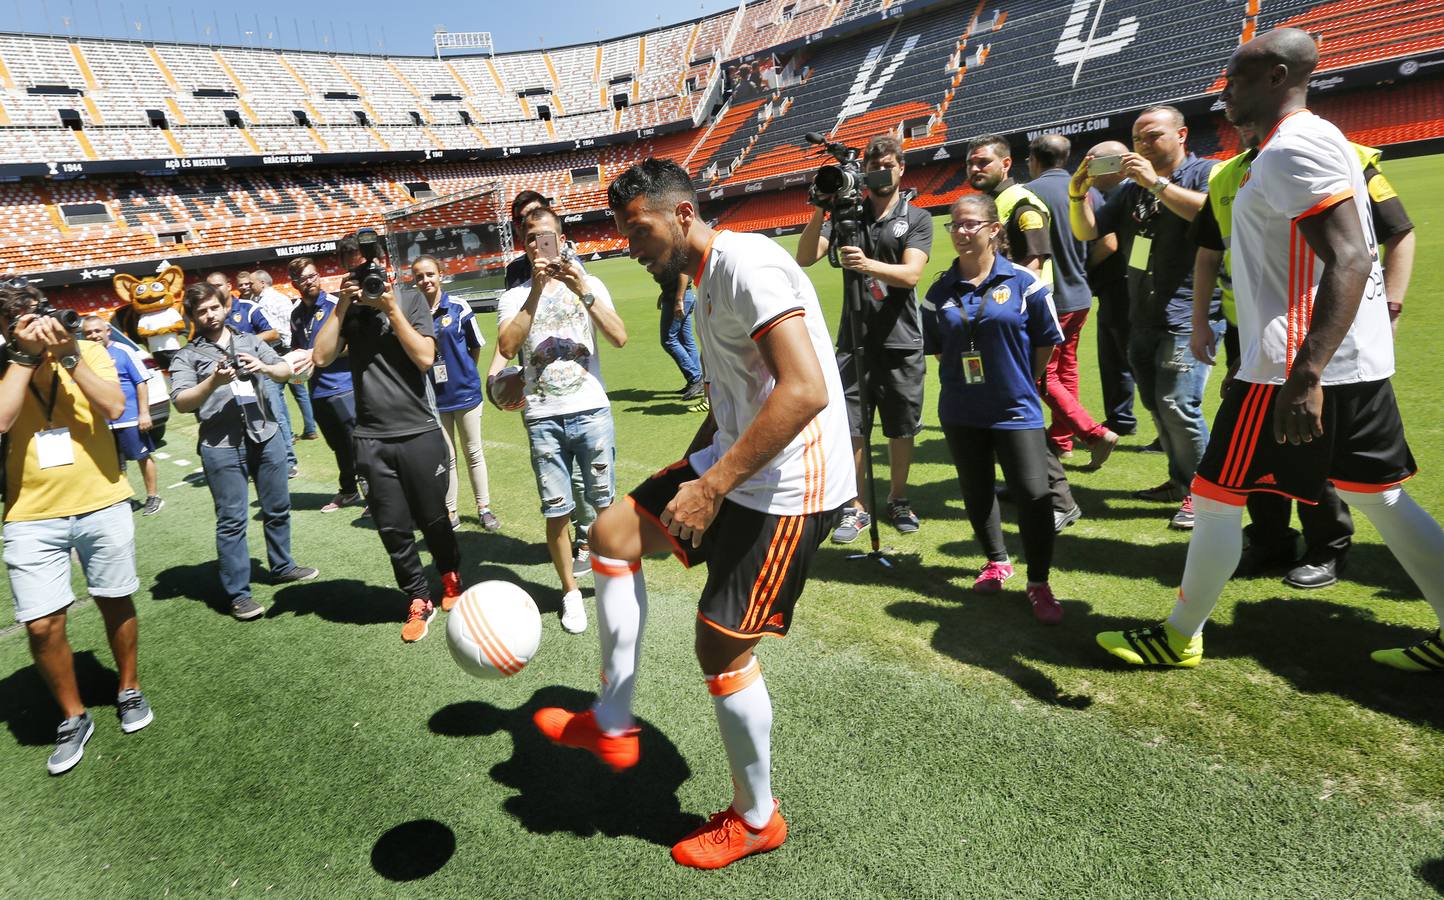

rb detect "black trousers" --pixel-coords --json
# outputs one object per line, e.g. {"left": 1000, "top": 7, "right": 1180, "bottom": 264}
{"left": 1095, "top": 284, "right": 1136, "bottom": 433}
{"left": 943, "top": 424, "right": 1055, "bottom": 584}
{"left": 354, "top": 429, "right": 460, "bottom": 600}
{"left": 312, "top": 391, "right": 358, "bottom": 495}
{"left": 1246, "top": 484, "right": 1354, "bottom": 558}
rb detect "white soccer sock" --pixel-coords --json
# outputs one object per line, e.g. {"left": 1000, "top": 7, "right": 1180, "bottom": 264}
{"left": 1338, "top": 487, "right": 1444, "bottom": 628}
{"left": 590, "top": 554, "right": 647, "bottom": 734}
{"left": 708, "top": 658, "right": 773, "bottom": 830}
{"left": 1167, "top": 494, "right": 1245, "bottom": 638}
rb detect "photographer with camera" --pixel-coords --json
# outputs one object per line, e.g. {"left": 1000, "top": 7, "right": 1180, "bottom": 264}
{"left": 170, "top": 283, "right": 318, "bottom": 621}
{"left": 313, "top": 230, "right": 463, "bottom": 643}
{"left": 796, "top": 134, "right": 932, "bottom": 543}
{"left": 0, "top": 282, "right": 153, "bottom": 775}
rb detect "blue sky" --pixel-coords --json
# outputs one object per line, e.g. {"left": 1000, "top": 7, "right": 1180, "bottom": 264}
{"left": 1, "top": 0, "right": 740, "bottom": 55}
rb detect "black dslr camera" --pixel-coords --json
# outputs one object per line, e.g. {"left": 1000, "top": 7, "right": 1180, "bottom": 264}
{"left": 804, "top": 133, "right": 893, "bottom": 269}
{"left": 351, "top": 228, "right": 390, "bottom": 300}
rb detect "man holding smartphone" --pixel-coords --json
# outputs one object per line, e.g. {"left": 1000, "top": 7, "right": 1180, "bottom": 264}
{"left": 497, "top": 207, "right": 628, "bottom": 634}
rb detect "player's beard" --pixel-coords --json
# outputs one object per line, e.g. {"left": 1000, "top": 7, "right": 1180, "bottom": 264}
{"left": 650, "top": 220, "right": 690, "bottom": 289}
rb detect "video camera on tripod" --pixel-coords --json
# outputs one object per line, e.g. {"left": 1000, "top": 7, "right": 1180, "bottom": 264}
{"left": 804, "top": 132, "right": 894, "bottom": 269}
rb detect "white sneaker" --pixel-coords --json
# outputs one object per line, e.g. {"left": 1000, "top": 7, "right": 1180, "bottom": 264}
{"left": 560, "top": 589, "right": 588, "bottom": 634}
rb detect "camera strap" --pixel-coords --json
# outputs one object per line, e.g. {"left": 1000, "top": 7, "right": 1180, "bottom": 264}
{"left": 28, "top": 371, "right": 61, "bottom": 428}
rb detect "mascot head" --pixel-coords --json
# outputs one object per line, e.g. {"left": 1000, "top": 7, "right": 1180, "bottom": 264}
{"left": 113, "top": 264, "right": 184, "bottom": 313}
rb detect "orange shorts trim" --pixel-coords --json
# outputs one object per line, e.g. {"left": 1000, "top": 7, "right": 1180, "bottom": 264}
{"left": 697, "top": 610, "right": 786, "bottom": 641}
{"left": 1190, "top": 476, "right": 1247, "bottom": 506}
{"left": 625, "top": 495, "right": 691, "bottom": 566}
{"left": 1329, "top": 473, "right": 1415, "bottom": 494}
{"left": 591, "top": 556, "right": 641, "bottom": 577}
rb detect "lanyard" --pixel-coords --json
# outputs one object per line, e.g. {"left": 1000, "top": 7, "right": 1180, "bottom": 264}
{"left": 959, "top": 287, "right": 987, "bottom": 352}
{"left": 27, "top": 371, "right": 61, "bottom": 427}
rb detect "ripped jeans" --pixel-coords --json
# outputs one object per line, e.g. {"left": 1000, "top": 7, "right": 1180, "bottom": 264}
{"left": 525, "top": 406, "right": 616, "bottom": 519}
{"left": 1129, "top": 323, "right": 1224, "bottom": 488}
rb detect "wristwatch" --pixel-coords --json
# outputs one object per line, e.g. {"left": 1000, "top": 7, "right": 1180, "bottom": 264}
{"left": 58, "top": 352, "right": 81, "bottom": 371}
{"left": 1147, "top": 176, "right": 1170, "bottom": 196}
{"left": 579, "top": 292, "right": 597, "bottom": 309}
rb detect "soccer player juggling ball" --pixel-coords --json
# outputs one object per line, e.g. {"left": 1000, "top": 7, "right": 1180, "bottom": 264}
{"left": 532, "top": 158, "right": 855, "bottom": 868}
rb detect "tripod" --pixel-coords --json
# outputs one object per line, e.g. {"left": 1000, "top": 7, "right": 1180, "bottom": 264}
{"left": 834, "top": 220, "right": 899, "bottom": 569}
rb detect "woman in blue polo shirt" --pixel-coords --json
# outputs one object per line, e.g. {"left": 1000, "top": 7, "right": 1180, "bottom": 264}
{"left": 412, "top": 256, "right": 498, "bottom": 531}
{"left": 922, "top": 194, "right": 1065, "bottom": 624}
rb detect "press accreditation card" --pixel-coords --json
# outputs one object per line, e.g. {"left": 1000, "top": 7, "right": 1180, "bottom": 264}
{"left": 230, "top": 378, "right": 257, "bottom": 402}
{"left": 36, "top": 428, "right": 75, "bottom": 469}
{"left": 433, "top": 363, "right": 448, "bottom": 384}
{"left": 961, "top": 352, "right": 985, "bottom": 385}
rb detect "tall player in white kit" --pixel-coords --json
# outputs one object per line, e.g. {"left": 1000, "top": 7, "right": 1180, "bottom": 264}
{"left": 532, "top": 158, "right": 856, "bottom": 867}
{"left": 1097, "top": 28, "right": 1444, "bottom": 672}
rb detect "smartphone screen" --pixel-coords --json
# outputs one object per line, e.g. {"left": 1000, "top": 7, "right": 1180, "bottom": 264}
{"left": 535, "top": 233, "right": 558, "bottom": 261}
{"left": 1089, "top": 155, "right": 1123, "bottom": 175}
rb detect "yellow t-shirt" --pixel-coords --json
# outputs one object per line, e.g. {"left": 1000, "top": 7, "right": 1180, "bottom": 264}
{"left": 4, "top": 340, "right": 131, "bottom": 523}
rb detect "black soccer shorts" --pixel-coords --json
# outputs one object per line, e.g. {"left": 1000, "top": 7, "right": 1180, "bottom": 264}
{"left": 1194, "top": 378, "right": 1416, "bottom": 504}
{"left": 627, "top": 460, "right": 842, "bottom": 639}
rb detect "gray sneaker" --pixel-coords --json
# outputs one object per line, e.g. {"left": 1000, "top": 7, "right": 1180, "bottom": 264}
{"left": 141, "top": 495, "right": 164, "bottom": 516}
{"left": 273, "top": 566, "right": 319, "bottom": 584}
{"left": 117, "top": 688, "right": 153, "bottom": 734}
{"left": 1054, "top": 505, "right": 1083, "bottom": 533}
{"left": 231, "top": 596, "right": 265, "bottom": 620}
{"left": 47, "top": 712, "right": 95, "bottom": 775}
{"left": 831, "top": 508, "right": 871, "bottom": 544}
{"left": 572, "top": 543, "right": 592, "bottom": 578}
{"left": 478, "top": 508, "right": 500, "bottom": 532}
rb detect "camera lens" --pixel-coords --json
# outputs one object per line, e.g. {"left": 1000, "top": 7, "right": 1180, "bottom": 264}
{"left": 814, "top": 165, "right": 850, "bottom": 196}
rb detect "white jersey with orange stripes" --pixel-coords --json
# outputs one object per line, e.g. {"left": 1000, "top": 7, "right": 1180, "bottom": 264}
{"left": 688, "top": 230, "right": 856, "bottom": 516}
{"left": 1230, "top": 109, "right": 1391, "bottom": 386}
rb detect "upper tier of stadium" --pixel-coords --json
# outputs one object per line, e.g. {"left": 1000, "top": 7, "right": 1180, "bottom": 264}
{"left": 3, "top": 0, "right": 1443, "bottom": 291}
{"left": 2, "top": 0, "right": 1440, "bottom": 166}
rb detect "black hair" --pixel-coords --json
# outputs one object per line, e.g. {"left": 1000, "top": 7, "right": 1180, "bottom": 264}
{"left": 967, "top": 134, "right": 1012, "bottom": 159}
{"left": 1029, "top": 133, "right": 1070, "bottom": 169}
{"left": 607, "top": 158, "right": 696, "bottom": 213}
{"left": 511, "top": 190, "right": 548, "bottom": 221}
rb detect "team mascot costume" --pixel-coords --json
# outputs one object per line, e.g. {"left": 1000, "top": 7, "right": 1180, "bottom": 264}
{"left": 112, "top": 263, "right": 187, "bottom": 369}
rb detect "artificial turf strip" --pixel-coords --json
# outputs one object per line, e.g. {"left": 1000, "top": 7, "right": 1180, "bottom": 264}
{"left": 1, "top": 155, "right": 1441, "bottom": 896}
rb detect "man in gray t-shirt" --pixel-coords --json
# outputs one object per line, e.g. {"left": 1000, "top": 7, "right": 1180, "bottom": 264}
{"left": 170, "top": 283, "right": 317, "bottom": 620}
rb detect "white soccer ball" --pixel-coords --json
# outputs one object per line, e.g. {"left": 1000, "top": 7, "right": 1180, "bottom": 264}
{"left": 445, "top": 581, "right": 542, "bottom": 680}
{"left": 282, "top": 348, "right": 314, "bottom": 384}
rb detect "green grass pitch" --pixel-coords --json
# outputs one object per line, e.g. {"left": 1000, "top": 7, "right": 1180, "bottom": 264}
{"left": 2, "top": 155, "right": 1442, "bottom": 897}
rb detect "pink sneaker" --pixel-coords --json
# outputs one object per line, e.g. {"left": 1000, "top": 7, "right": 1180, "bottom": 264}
{"left": 1026, "top": 582, "right": 1064, "bottom": 625}
{"left": 973, "top": 560, "right": 1015, "bottom": 594}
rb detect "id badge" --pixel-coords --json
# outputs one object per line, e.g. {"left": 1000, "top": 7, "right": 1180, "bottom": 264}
{"left": 230, "top": 377, "right": 258, "bottom": 403}
{"left": 433, "top": 363, "right": 448, "bottom": 384}
{"left": 961, "top": 352, "right": 985, "bottom": 385}
{"left": 1128, "top": 235, "right": 1152, "bottom": 271}
{"left": 36, "top": 428, "right": 75, "bottom": 469}
{"left": 867, "top": 277, "right": 886, "bottom": 302}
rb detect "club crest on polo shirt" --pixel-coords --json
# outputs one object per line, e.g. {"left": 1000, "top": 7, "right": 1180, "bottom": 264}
{"left": 992, "top": 286, "right": 1011, "bottom": 304}
{"left": 441, "top": 315, "right": 452, "bottom": 327}
{"left": 314, "top": 309, "right": 324, "bottom": 320}
{"left": 891, "top": 220, "right": 907, "bottom": 238}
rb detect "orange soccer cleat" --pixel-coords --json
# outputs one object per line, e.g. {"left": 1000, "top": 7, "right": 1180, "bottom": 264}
{"left": 440, "top": 571, "right": 464, "bottom": 611}
{"left": 670, "top": 801, "right": 787, "bottom": 869}
{"left": 532, "top": 707, "right": 640, "bottom": 772}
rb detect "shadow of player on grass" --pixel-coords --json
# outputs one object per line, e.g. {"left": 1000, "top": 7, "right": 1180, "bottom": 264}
{"left": 0, "top": 649, "right": 119, "bottom": 746}
{"left": 429, "top": 685, "right": 703, "bottom": 847}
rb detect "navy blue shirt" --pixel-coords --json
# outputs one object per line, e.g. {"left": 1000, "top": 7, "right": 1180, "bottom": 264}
{"left": 428, "top": 293, "right": 485, "bottom": 412}
{"left": 226, "top": 298, "right": 276, "bottom": 338}
{"left": 1025, "top": 168, "right": 1093, "bottom": 314}
{"left": 1094, "top": 153, "right": 1220, "bottom": 331}
{"left": 922, "top": 254, "right": 1063, "bottom": 430}
{"left": 290, "top": 291, "right": 354, "bottom": 399}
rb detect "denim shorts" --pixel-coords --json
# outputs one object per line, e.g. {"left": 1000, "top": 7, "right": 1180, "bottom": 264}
{"left": 526, "top": 406, "right": 616, "bottom": 518}
{"left": 4, "top": 500, "right": 139, "bottom": 623}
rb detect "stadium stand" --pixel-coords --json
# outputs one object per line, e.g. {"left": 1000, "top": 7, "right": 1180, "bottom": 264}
{"left": 3, "top": 0, "right": 1444, "bottom": 312}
